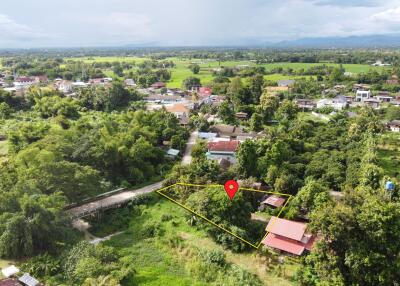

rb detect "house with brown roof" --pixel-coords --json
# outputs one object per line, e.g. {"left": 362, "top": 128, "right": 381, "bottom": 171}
{"left": 262, "top": 217, "right": 316, "bottom": 256}
{"left": 151, "top": 82, "right": 166, "bottom": 89}
{"left": 260, "top": 195, "right": 286, "bottom": 209}
{"left": 295, "top": 99, "right": 316, "bottom": 110}
{"left": 166, "top": 104, "right": 190, "bottom": 127}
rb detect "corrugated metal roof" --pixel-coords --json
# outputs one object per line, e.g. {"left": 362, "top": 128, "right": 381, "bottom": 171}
{"left": 208, "top": 140, "right": 240, "bottom": 152}
{"left": 266, "top": 216, "right": 307, "bottom": 241}
{"left": 263, "top": 233, "right": 305, "bottom": 256}
{"left": 18, "top": 273, "right": 39, "bottom": 286}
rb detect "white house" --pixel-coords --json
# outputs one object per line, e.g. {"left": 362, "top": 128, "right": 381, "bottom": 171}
{"left": 388, "top": 120, "right": 400, "bottom": 132}
{"left": 355, "top": 90, "right": 372, "bottom": 102}
{"left": 55, "top": 80, "right": 73, "bottom": 93}
{"left": 316, "top": 95, "right": 347, "bottom": 110}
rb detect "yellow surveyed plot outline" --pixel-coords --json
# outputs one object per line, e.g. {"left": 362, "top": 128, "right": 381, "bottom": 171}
{"left": 156, "top": 182, "right": 293, "bottom": 249}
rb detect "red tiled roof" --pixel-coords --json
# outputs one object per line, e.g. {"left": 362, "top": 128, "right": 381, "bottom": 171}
{"left": 199, "top": 87, "right": 212, "bottom": 96}
{"left": 262, "top": 195, "right": 286, "bottom": 207}
{"left": 208, "top": 140, "right": 240, "bottom": 152}
{"left": 16, "top": 76, "right": 35, "bottom": 83}
{"left": 266, "top": 217, "right": 307, "bottom": 241}
{"left": 151, "top": 82, "right": 166, "bottom": 88}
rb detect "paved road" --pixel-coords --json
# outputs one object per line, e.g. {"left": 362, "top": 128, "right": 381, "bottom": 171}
{"left": 68, "top": 181, "right": 164, "bottom": 218}
{"left": 182, "top": 130, "right": 198, "bottom": 165}
{"left": 69, "top": 132, "right": 196, "bottom": 219}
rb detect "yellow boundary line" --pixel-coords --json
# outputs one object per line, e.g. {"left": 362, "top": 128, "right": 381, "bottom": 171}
{"left": 155, "top": 182, "right": 293, "bottom": 249}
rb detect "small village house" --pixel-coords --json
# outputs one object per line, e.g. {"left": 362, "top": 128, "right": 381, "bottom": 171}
{"left": 262, "top": 217, "right": 316, "bottom": 256}
{"left": 355, "top": 90, "right": 372, "bottom": 102}
{"left": 166, "top": 104, "right": 190, "bottom": 127}
{"left": 363, "top": 98, "right": 380, "bottom": 109}
{"left": 13, "top": 76, "right": 48, "bottom": 90}
{"left": 206, "top": 140, "right": 240, "bottom": 164}
{"left": 295, "top": 99, "right": 316, "bottom": 110}
{"left": 376, "top": 91, "right": 393, "bottom": 103}
{"left": 198, "top": 132, "right": 218, "bottom": 141}
{"left": 199, "top": 87, "right": 212, "bottom": 97}
{"left": 151, "top": 82, "right": 166, "bottom": 89}
{"left": 259, "top": 195, "right": 286, "bottom": 210}
{"left": 388, "top": 120, "right": 400, "bottom": 132}
{"left": 316, "top": 95, "right": 347, "bottom": 110}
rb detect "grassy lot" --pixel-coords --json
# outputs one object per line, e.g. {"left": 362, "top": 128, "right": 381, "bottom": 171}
{"left": 90, "top": 193, "right": 299, "bottom": 286}
{"left": 378, "top": 132, "right": 400, "bottom": 180}
{"left": 66, "top": 56, "right": 385, "bottom": 88}
{"left": 0, "top": 141, "right": 8, "bottom": 156}
{"left": 67, "top": 56, "right": 149, "bottom": 64}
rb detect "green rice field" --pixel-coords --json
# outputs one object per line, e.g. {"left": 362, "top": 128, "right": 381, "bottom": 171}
{"left": 66, "top": 56, "right": 387, "bottom": 88}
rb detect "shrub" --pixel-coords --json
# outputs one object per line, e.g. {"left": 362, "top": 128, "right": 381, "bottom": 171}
{"left": 198, "top": 249, "right": 226, "bottom": 267}
{"left": 141, "top": 221, "right": 164, "bottom": 238}
{"left": 161, "top": 214, "right": 173, "bottom": 222}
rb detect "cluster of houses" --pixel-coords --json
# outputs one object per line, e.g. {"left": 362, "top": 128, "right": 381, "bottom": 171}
{"left": 245, "top": 185, "right": 318, "bottom": 256}
{"left": 196, "top": 124, "right": 262, "bottom": 168}
{"left": 296, "top": 83, "right": 400, "bottom": 112}
{"left": 0, "top": 265, "right": 42, "bottom": 286}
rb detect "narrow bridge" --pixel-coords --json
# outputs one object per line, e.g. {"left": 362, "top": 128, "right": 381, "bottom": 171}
{"left": 67, "top": 181, "right": 164, "bottom": 219}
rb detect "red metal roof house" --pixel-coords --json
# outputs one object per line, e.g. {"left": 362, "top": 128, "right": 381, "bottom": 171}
{"left": 151, "top": 82, "right": 166, "bottom": 89}
{"left": 207, "top": 140, "right": 240, "bottom": 153}
{"left": 262, "top": 216, "right": 316, "bottom": 256}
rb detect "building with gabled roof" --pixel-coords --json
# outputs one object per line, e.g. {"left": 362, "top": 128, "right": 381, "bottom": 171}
{"left": 262, "top": 216, "right": 316, "bottom": 256}
{"left": 206, "top": 140, "right": 240, "bottom": 164}
{"left": 260, "top": 195, "right": 286, "bottom": 208}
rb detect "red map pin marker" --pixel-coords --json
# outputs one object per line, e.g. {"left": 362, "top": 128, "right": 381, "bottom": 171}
{"left": 224, "top": 180, "right": 239, "bottom": 201}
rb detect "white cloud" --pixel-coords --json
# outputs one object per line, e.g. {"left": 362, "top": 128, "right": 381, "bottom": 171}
{"left": 372, "top": 6, "right": 400, "bottom": 22}
{"left": 0, "top": 14, "right": 45, "bottom": 41}
{"left": 1, "top": 0, "right": 400, "bottom": 47}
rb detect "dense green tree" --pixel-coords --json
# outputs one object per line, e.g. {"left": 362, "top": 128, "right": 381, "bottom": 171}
{"left": 182, "top": 76, "right": 201, "bottom": 90}
{"left": 300, "top": 190, "right": 400, "bottom": 286}
{"left": 237, "top": 140, "right": 258, "bottom": 178}
{"left": 189, "top": 63, "right": 200, "bottom": 74}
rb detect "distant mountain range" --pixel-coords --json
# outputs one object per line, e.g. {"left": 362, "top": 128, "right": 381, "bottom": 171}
{"left": 123, "top": 34, "right": 400, "bottom": 49}
{"left": 269, "top": 34, "right": 400, "bottom": 48}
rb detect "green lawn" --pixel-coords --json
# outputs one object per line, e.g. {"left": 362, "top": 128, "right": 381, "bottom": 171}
{"left": 66, "top": 56, "right": 384, "bottom": 89}
{"left": 378, "top": 132, "right": 400, "bottom": 180}
{"left": 90, "top": 194, "right": 299, "bottom": 286}
{"left": 67, "top": 56, "right": 149, "bottom": 64}
{"left": 0, "top": 141, "right": 8, "bottom": 156}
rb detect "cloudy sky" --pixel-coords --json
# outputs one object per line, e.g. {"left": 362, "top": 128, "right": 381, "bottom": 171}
{"left": 1, "top": 0, "right": 400, "bottom": 48}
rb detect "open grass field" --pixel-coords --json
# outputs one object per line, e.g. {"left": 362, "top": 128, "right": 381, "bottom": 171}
{"left": 67, "top": 56, "right": 149, "bottom": 64}
{"left": 378, "top": 132, "right": 400, "bottom": 180}
{"left": 67, "top": 56, "right": 387, "bottom": 88}
{"left": 90, "top": 193, "right": 299, "bottom": 286}
{"left": 0, "top": 141, "right": 8, "bottom": 156}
